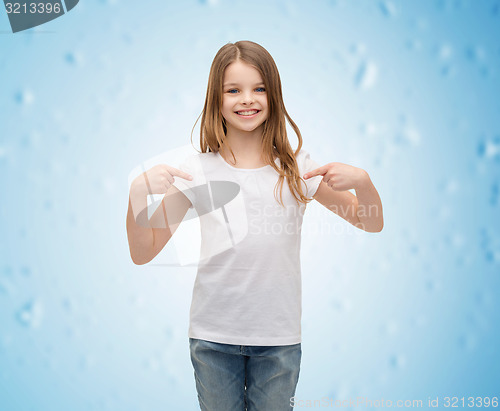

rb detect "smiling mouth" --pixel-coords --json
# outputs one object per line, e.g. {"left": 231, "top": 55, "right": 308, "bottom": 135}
{"left": 234, "top": 110, "right": 261, "bottom": 116}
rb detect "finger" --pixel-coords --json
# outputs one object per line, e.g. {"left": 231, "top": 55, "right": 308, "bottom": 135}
{"left": 166, "top": 165, "right": 193, "bottom": 180}
{"left": 303, "top": 165, "right": 328, "bottom": 180}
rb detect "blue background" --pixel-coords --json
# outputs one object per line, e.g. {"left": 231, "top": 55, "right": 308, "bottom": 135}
{"left": 1, "top": 0, "right": 499, "bottom": 409}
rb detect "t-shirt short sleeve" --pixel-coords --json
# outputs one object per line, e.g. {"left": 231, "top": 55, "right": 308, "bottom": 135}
{"left": 297, "top": 149, "right": 323, "bottom": 198}
{"left": 171, "top": 154, "right": 198, "bottom": 209}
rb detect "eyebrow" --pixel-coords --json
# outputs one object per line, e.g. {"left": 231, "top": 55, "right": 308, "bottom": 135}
{"left": 223, "top": 82, "right": 265, "bottom": 87}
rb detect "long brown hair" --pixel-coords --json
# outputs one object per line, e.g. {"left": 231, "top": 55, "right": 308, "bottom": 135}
{"left": 190, "top": 40, "right": 313, "bottom": 207}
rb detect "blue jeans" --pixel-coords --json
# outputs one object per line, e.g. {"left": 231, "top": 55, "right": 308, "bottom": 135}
{"left": 189, "top": 337, "right": 302, "bottom": 411}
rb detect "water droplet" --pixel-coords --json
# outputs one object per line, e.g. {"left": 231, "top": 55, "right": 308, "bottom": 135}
{"left": 479, "top": 228, "right": 500, "bottom": 263}
{"left": 440, "top": 179, "right": 459, "bottom": 194}
{"left": 394, "top": 126, "right": 421, "bottom": 146}
{"left": 43, "top": 199, "right": 53, "bottom": 211}
{"left": 489, "top": 182, "right": 498, "bottom": 206}
{"left": 80, "top": 353, "right": 95, "bottom": 370}
{"left": 165, "top": 326, "right": 174, "bottom": 342}
{"left": 380, "top": 320, "right": 398, "bottom": 336}
{"left": 14, "top": 89, "right": 35, "bottom": 105}
{"left": 64, "top": 325, "right": 77, "bottom": 338}
{"left": 19, "top": 131, "right": 42, "bottom": 149}
{"left": 68, "top": 213, "right": 79, "bottom": 227}
{"left": 457, "top": 333, "right": 477, "bottom": 350}
{"left": 0, "top": 278, "right": 14, "bottom": 295}
{"left": 447, "top": 232, "right": 465, "bottom": 248}
{"left": 410, "top": 314, "right": 427, "bottom": 327}
{"left": 199, "top": 0, "right": 219, "bottom": 6}
{"left": 130, "top": 293, "right": 144, "bottom": 307}
{"left": 334, "top": 382, "right": 353, "bottom": 398}
{"left": 437, "top": 0, "right": 465, "bottom": 12}
{"left": 282, "top": 1, "right": 299, "bottom": 17}
{"left": 19, "top": 227, "right": 28, "bottom": 239}
{"left": 425, "top": 279, "right": 437, "bottom": 291}
{"left": 349, "top": 42, "right": 366, "bottom": 55}
{"left": 64, "top": 51, "right": 84, "bottom": 66}
{"left": 2, "top": 265, "right": 13, "bottom": 277}
{"left": 475, "top": 290, "right": 492, "bottom": 306}
{"left": 331, "top": 341, "right": 342, "bottom": 351}
{"left": 405, "top": 38, "right": 423, "bottom": 52}
{"left": 479, "top": 65, "right": 491, "bottom": 78}
{"left": 0, "top": 334, "right": 13, "bottom": 351}
{"left": 359, "top": 121, "right": 379, "bottom": 136}
{"left": 379, "top": 0, "right": 397, "bottom": 17}
{"left": 437, "top": 43, "right": 454, "bottom": 60}
{"left": 60, "top": 134, "right": 71, "bottom": 145}
{"left": 389, "top": 353, "right": 406, "bottom": 368}
{"left": 492, "top": 2, "right": 500, "bottom": 15}
{"left": 331, "top": 298, "right": 352, "bottom": 312}
{"left": 410, "top": 243, "right": 419, "bottom": 254}
{"left": 412, "top": 16, "right": 429, "bottom": 31}
{"left": 144, "top": 356, "right": 160, "bottom": 371}
{"left": 479, "top": 134, "right": 500, "bottom": 160}
{"left": 121, "top": 31, "right": 133, "bottom": 45}
{"left": 465, "top": 45, "right": 486, "bottom": 62}
{"left": 62, "top": 297, "right": 75, "bottom": 312}
{"left": 354, "top": 61, "right": 378, "bottom": 90}
{"left": 443, "top": 63, "right": 457, "bottom": 77}
{"left": 16, "top": 299, "right": 44, "bottom": 328}
{"left": 49, "top": 160, "right": 65, "bottom": 175}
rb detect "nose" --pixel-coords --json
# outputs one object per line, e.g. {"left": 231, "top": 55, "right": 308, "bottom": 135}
{"left": 240, "top": 90, "right": 255, "bottom": 105}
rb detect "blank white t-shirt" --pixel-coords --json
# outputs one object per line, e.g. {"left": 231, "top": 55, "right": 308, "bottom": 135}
{"left": 172, "top": 148, "right": 323, "bottom": 346}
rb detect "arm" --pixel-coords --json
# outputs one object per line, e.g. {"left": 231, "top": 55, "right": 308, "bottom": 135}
{"left": 352, "top": 171, "right": 384, "bottom": 232}
{"left": 305, "top": 164, "right": 384, "bottom": 233}
{"left": 126, "top": 182, "right": 192, "bottom": 265}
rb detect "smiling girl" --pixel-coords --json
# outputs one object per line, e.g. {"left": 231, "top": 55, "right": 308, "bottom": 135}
{"left": 126, "top": 40, "right": 383, "bottom": 411}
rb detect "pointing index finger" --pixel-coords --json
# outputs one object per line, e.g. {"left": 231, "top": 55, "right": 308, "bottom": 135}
{"left": 167, "top": 165, "right": 193, "bottom": 181}
{"left": 303, "top": 166, "right": 327, "bottom": 179}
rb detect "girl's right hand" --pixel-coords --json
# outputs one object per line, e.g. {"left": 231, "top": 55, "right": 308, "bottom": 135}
{"left": 131, "top": 164, "right": 193, "bottom": 195}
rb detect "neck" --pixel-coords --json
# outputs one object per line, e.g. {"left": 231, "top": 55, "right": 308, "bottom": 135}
{"left": 220, "top": 125, "right": 266, "bottom": 163}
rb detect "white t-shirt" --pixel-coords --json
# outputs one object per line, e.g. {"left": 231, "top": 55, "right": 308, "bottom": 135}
{"left": 172, "top": 148, "right": 323, "bottom": 346}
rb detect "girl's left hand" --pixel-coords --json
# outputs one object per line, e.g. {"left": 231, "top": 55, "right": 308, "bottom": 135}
{"left": 303, "top": 162, "right": 368, "bottom": 191}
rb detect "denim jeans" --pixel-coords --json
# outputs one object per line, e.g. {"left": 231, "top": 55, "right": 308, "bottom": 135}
{"left": 189, "top": 337, "right": 301, "bottom": 411}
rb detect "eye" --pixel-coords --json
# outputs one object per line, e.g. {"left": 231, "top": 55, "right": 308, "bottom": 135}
{"left": 227, "top": 89, "right": 238, "bottom": 94}
{"left": 256, "top": 87, "right": 266, "bottom": 92}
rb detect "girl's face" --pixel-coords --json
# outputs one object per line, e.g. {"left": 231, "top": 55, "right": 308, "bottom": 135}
{"left": 221, "top": 60, "right": 269, "bottom": 135}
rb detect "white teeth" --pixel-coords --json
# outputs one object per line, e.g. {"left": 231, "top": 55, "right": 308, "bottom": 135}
{"left": 236, "top": 110, "right": 259, "bottom": 116}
